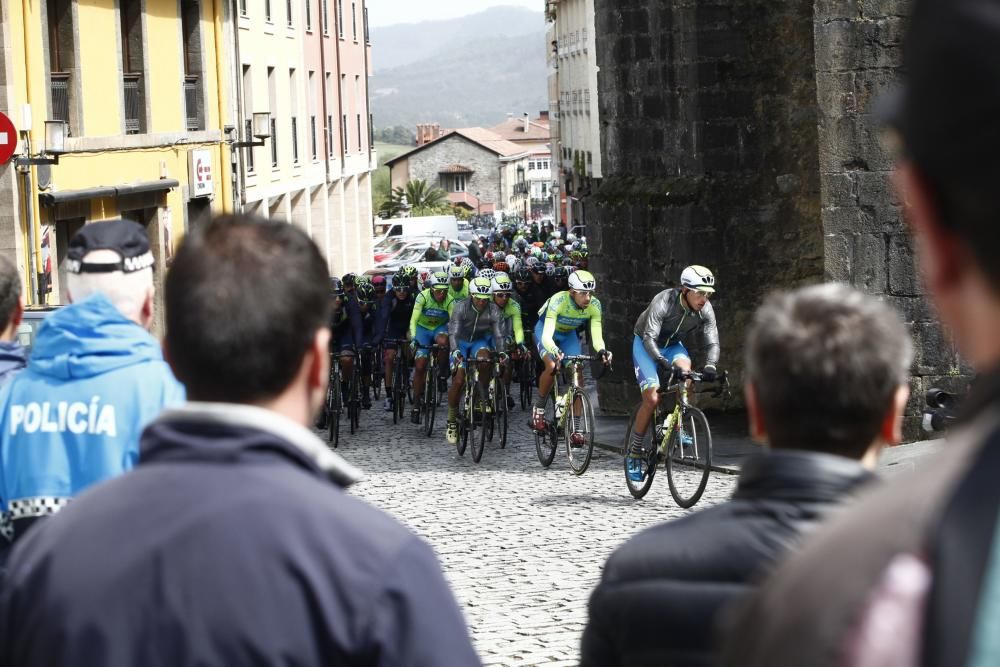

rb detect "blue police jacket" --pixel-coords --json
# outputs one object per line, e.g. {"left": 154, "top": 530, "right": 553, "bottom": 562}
{"left": 0, "top": 293, "right": 184, "bottom": 539}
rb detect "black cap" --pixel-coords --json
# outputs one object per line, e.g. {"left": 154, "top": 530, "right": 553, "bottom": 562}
{"left": 882, "top": 0, "right": 1000, "bottom": 186}
{"left": 65, "top": 219, "right": 155, "bottom": 274}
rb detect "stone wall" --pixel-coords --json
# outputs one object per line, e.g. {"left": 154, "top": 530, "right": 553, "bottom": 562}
{"left": 589, "top": 0, "right": 968, "bottom": 440}
{"left": 405, "top": 136, "right": 501, "bottom": 207}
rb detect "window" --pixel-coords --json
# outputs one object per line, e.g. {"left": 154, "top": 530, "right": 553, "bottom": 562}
{"left": 286, "top": 0, "right": 292, "bottom": 26}
{"left": 181, "top": 0, "right": 204, "bottom": 131}
{"left": 120, "top": 0, "right": 146, "bottom": 134}
{"left": 305, "top": 0, "right": 311, "bottom": 30}
{"left": 310, "top": 116, "right": 317, "bottom": 160}
{"left": 351, "top": 1, "right": 356, "bottom": 39}
{"left": 239, "top": 0, "right": 246, "bottom": 16}
{"left": 308, "top": 70, "right": 317, "bottom": 159}
{"left": 342, "top": 114, "right": 347, "bottom": 154}
{"left": 289, "top": 69, "right": 299, "bottom": 163}
{"left": 267, "top": 66, "right": 277, "bottom": 168}
{"left": 270, "top": 118, "right": 278, "bottom": 167}
{"left": 242, "top": 64, "right": 254, "bottom": 172}
{"left": 336, "top": 0, "right": 343, "bottom": 37}
{"left": 356, "top": 113, "right": 361, "bottom": 152}
{"left": 327, "top": 114, "right": 334, "bottom": 156}
{"left": 454, "top": 174, "right": 466, "bottom": 192}
{"left": 321, "top": 0, "right": 328, "bottom": 33}
{"left": 46, "top": 0, "right": 75, "bottom": 133}
{"left": 363, "top": 5, "right": 369, "bottom": 42}
{"left": 265, "top": 0, "right": 271, "bottom": 22}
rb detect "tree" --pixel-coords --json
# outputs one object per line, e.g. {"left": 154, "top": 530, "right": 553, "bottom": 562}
{"left": 378, "top": 179, "right": 450, "bottom": 218}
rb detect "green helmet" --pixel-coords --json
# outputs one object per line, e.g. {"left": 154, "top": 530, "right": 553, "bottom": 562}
{"left": 430, "top": 271, "right": 449, "bottom": 288}
{"left": 448, "top": 264, "right": 466, "bottom": 279}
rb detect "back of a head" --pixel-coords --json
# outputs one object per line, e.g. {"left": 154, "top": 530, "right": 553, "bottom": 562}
{"left": 66, "top": 250, "right": 153, "bottom": 323}
{"left": 165, "top": 215, "right": 330, "bottom": 403}
{"left": 0, "top": 255, "right": 21, "bottom": 334}
{"left": 746, "top": 283, "right": 912, "bottom": 459}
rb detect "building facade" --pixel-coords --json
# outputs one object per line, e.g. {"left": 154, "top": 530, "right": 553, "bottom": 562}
{"left": 235, "top": 0, "right": 375, "bottom": 274}
{"left": 489, "top": 112, "right": 553, "bottom": 220}
{"left": 546, "top": 0, "right": 601, "bottom": 230}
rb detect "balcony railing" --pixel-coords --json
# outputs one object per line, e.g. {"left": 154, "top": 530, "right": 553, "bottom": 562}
{"left": 123, "top": 73, "right": 143, "bottom": 134}
{"left": 50, "top": 72, "right": 71, "bottom": 134}
{"left": 184, "top": 76, "right": 202, "bottom": 131}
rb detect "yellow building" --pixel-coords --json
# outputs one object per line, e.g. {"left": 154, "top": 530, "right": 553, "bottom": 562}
{"left": 0, "top": 0, "right": 232, "bottom": 320}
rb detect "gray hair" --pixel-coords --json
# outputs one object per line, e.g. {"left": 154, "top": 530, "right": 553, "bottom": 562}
{"left": 746, "top": 283, "right": 912, "bottom": 457}
{"left": 65, "top": 249, "right": 154, "bottom": 324}
{"left": 0, "top": 255, "right": 21, "bottom": 333}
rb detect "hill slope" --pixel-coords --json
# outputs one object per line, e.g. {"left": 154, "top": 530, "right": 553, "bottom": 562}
{"left": 371, "top": 27, "right": 548, "bottom": 130}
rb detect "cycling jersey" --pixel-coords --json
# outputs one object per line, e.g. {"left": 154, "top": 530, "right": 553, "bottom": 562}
{"left": 409, "top": 289, "right": 456, "bottom": 337}
{"left": 447, "top": 299, "right": 504, "bottom": 353}
{"left": 514, "top": 283, "right": 546, "bottom": 330}
{"left": 376, "top": 292, "right": 415, "bottom": 341}
{"left": 633, "top": 288, "right": 720, "bottom": 366}
{"left": 448, "top": 279, "right": 469, "bottom": 302}
{"left": 537, "top": 291, "right": 606, "bottom": 357}
{"left": 331, "top": 298, "right": 363, "bottom": 351}
{"left": 497, "top": 299, "right": 525, "bottom": 346}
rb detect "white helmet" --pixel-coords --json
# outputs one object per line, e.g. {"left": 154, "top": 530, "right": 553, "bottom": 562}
{"left": 566, "top": 233, "right": 577, "bottom": 243}
{"left": 478, "top": 268, "right": 497, "bottom": 281}
{"left": 491, "top": 273, "right": 513, "bottom": 293}
{"left": 568, "top": 270, "right": 596, "bottom": 292}
{"left": 680, "top": 265, "right": 716, "bottom": 293}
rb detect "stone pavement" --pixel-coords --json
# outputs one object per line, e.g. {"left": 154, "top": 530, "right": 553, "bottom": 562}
{"left": 323, "top": 399, "right": 738, "bottom": 666}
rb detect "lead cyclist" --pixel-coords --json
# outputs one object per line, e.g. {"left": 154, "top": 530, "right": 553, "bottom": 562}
{"left": 626, "top": 265, "right": 721, "bottom": 481}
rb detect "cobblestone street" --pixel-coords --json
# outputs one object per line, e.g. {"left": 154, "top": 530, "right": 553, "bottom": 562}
{"left": 323, "top": 395, "right": 737, "bottom": 666}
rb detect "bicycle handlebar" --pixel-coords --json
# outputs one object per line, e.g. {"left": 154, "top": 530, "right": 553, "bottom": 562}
{"left": 547, "top": 354, "right": 614, "bottom": 379}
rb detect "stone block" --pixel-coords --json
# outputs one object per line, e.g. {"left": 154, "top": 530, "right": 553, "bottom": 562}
{"left": 885, "top": 295, "right": 934, "bottom": 324}
{"left": 815, "top": 0, "right": 861, "bottom": 20}
{"left": 823, "top": 205, "right": 877, "bottom": 234}
{"left": 824, "top": 233, "right": 852, "bottom": 282}
{"left": 851, "top": 233, "right": 887, "bottom": 293}
{"left": 888, "top": 232, "right": 923, "bottom": 296}
{"left": 912, "top": 321, "right": 962, "bottom": 375}
{"left": 856, "top": 170, "right": 899, "bottom": 206}
{"left": 822, "top": 172, "right": 857, "bottom": 205}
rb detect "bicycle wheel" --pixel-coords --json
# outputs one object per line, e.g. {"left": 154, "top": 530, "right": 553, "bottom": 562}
{"left": 456, "top": 381, "right": 469, "bottom": 457}
{"left": 565, "top": 388, "right": 595, "bottom": 475}
{"left": 424, "top": 364, "right": 438, "bottom": 437}
{"left": 534, "top": 398, "right": 558, "bottom": 467}
{"left": 471, "top": 383, "right": 488, "bottom": 463}
{"left": 624, "top": 405, "right": 658, "bottom": 499}
{"left": 349, "top": 369, "right": 360, "bottom": 435}
{"left": 497, "top": 381, "right": 509, "bottom": 449}
{"left": 371, "top": 349, "right": 381, "bottom": 400}
{"left": 665, "top": 406, "right": 713, "bottom": 508}
{"left": 326, "top": 371, "right": 341, "bottom": 449}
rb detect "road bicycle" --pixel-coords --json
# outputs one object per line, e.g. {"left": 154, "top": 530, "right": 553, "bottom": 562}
{"left": 485, "top": 353, "right": 509, "bottom": 450}
{"left": 323, "top": 351, "right": 347, "bottom": 448}
{"left": 415, "top": 342, "right": 447, "bottom": 437}
{"left": 624, "top": 370, "right": 730, "bottom": 507}
{"left": 516, "top": 347, "right": 538, "bottom": 411}
{"left": 455, "top": 350, "right": 502, "bottom": 463}
{"left": 384, "top": 339, "right": 410, "bottom": 425}
{"left": 346, "top": 348, "right": 364, "bottom": 435}
{"left": 370, "top": 342, "right": 383, "bottom": 401}
{"left": 534, "top": 354, "right": 611, "bottom": 475}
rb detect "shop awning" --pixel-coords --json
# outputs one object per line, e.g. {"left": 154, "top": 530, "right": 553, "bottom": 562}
{"left": 39, "top": 179, "right": 180, "bottom": 207}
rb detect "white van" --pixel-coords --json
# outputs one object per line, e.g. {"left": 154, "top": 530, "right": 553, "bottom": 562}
{"left": 373, "top": 215, "right": 459, "bottom": 245}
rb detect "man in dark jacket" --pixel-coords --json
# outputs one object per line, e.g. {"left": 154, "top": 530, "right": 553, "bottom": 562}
{"left": 720, "top": 1, "right": 1000, "bottom": 664}
{"left": 0, "top": 215, "right": 481, "bottom": 667}
{"left": 580, "top": 283, "right": 912, "bottom": 667}
{"left": 0, "top": 256, "right": 25, "bottom": 385}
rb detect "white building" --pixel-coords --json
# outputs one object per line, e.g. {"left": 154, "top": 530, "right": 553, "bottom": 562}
{"left": 546, "top": 0, "right": 602, "bottom": 229}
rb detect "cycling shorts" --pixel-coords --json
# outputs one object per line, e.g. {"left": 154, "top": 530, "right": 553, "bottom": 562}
{"left": 632, "top": 335, "right": 690, "bottom": 392}
{"left": 534, "top": 320, "right": 582, "bottom": 360}
{"left": 414, "top": 323, "right": 448, "bottom": 358}
{"left": 456, "top": 336, "right": 494, "bottom": 367}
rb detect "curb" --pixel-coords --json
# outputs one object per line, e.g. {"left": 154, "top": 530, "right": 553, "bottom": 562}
{"left": 593, "top": 439, "right": 741, "bottom": 475}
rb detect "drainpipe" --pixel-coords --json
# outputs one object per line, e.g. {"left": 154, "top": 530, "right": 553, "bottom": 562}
{"left": 211, "top": 0, "right": 234, "bottom": 213}
{"left": 318, "top": 0, "right": 331, "bottom": 183}
{"left": 230, "top": 0, "right": 247, "bottom": 210}
{"left": 20, "top": 0, "right": 42, "bottom": 304}
{"left": 332, "top": 11, "right": 344, "bottom": 174}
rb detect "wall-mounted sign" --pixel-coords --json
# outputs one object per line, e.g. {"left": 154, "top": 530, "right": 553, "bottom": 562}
{"left": 188, "top": 149, "right": 214, "bottom": 198}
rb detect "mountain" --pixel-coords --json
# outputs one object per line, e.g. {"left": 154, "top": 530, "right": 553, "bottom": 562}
{"left": 370, "top": 9, "right": 548, "bottom": 130}
{"left": 370, "top": 6, "right": 545, "bottom": 72}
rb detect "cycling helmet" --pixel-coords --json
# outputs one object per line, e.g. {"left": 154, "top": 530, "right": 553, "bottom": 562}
{"left": 491, "top": 273, "right": 513, "bottom": 294}
{"left": 545, "top": 262, "right": 556, "bottom": 277}
{"left": 568, "top": 269, "right": 597, "bottom": 292}
{"left": 566, "top": 233, "right": 577, "bottom": 243}
{"left": 525, "top": 256, "right": 538, "bottom": 268}
{"left": 448, "top": 264, "right": 466, "bottom": 279}
{"left": 553, "top": 266, "right": 569, "bottom": 279}
{"left": 493, "top": 261, "right": 510, "bottom": 274}
{"left": 329, "top": 276, "right": 344, "bottom": 296}
{"left": 371, "top": 274, "right": 387, "bottom": 288}
{"left": 392, "top": 272, "right": 410, "bottom": 289}
{"left": 399, "top": 265, "right": 417, "bottom": 279}
{"left": 355, "top": 274, "right": 371, "bottom": 286}
{"left": 478, "top": 268, "right": 497, "bottom": 281}
{"left": 430, "top": 271, "right": 449, "bottom": 289}
{"left": 530, "top": 262, "right": 547, "bottom": 274}
{"left": 484, "top": 251, "right": 495, "bottom": 263}
{"left": 470, "top": 277, "right": 493, "bottom": 298}
{"left": 356, "top": 282, "right": 376, "bottom": 302}
{"left": 342, "top": 272, "right": 357, "bottom": 287}
{"left": 514, "top": 268, "right": 532, "bottom": 282}
{"left": 680, "top": 265, "right": 716, "bottom": 293}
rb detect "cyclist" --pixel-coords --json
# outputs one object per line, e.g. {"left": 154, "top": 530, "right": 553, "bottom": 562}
{"left": 408, "top": 271, "right": 455, "bottom": 424}
{"left": 352, "top": 281, "right": 381, "bottom": 410}
{"left": 445, "top": 277, "right": 506, "bottom": 445}
{"left": 551, "top": 265, "right": 569, "bottom": 293}
{"left": 625, "top": 265, "right": 720, "bottom": 481}
{"left": 371, "top": 274, "right": 388, "bottom": 301}
{"left": 492, "top": 273, "right": 526, "bottom": 409}
{"left": 531, "top": 270, "right": 612, "bottom": 444}
{"left": 341, "top": 272, "right": 357, "bottom": 297}
{"left": 448, "top": 264, "right": 470, "bottom": 301}
{"left": 396, "top": 264, "right": 419, "bottom": 293}
{"left": 530, "top": 262, "right": 556, "bottom": 299}
{"left": 376, "top": 271, "right": 416, "bottom": 412}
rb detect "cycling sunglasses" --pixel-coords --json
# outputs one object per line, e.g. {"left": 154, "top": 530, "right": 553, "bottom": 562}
{"left": 694, "top": 290, "right": 713, "bottom": 299}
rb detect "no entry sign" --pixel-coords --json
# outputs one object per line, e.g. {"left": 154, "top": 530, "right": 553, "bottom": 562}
{"left": 0, "top": 112, "right": 17, "bottom": 164}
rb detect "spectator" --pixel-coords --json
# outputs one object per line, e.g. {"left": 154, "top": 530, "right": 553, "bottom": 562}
{"left": 581, "top": 283, "right": 912, "bottom": 667}
{"left": 720, "top": 0, "right": 1000, "bottom": 664}
{"left": 440, "top": 238, "right": 451, "bottom": 255}
{"left": 0, "top": 256, "right": 25, "bottom": 384}
{"left": 423, "top": 241, "right": 446, "bottom": 262}
{"left": 0, "top": 215, "right": 481, "bottom": 666}
{"left": 0, "top": 220, "right": 183, "bottom": 544}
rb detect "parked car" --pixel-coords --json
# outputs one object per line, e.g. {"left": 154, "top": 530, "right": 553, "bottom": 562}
{"left": 373, "top": 235, "right": 453, "bottom": 264}
{"left": 456, "top": 221, "right": 475, "bottom": 243}
{"left": 16, "top": 306, "right": 61, "bottom": 356}
{"left": 365, "top": 240, "right": 468, "bottom": 280}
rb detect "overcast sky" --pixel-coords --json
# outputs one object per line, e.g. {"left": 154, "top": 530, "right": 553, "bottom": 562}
{"left": 367, "top": 0, "right": 540, "bottom": 28}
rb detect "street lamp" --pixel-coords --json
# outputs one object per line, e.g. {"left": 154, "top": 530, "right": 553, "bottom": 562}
{"left": 14, "top": 120, "right": 67, "bottom": 166}
{"left": 232, "top": 111, "right": 272, "bottom": 148}
{"left": 475, "top": 191, "right": 481, "bottom": 219}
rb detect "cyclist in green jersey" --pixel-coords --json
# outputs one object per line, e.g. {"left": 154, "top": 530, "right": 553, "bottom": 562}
{"left": 491, "top": 272, "right": 527, "bottom": 410}
{"left": 408, "top": 271, "right": 456, "bottom": 424}
{"left": 448, "top": 264, "right": 470, "bottom": 302}
{"left": 531, "top": 270, "right": 612, "bottom": 434}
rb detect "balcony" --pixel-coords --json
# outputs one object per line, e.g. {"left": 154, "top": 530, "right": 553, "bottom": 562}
{"left": 50, "top": 72, "right": 71, "bottom": 134}
{"left": 447, "top": 191, "right": 481, "bottom": 210}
